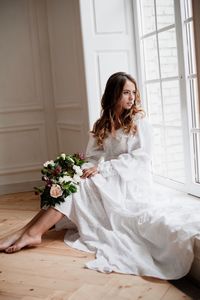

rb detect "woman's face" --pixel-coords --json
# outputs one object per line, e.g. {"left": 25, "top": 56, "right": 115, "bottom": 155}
{"left": 116, "top": 80, "right": 136, "bottom": 113}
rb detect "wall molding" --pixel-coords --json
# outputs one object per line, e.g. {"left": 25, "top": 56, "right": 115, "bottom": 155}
{"left": 55, "top": 103, "right": 82, "bottom": 110}
{"left": 57, "top": 122, "right": 84, "bottom": 153}
{"left": 0, "top": 104, "right": 44, "bottom": 114}
{"left": 0, "top": 163, "right": 42, "bottom": 175}
{"left": 0, "top": 1, "right": 88, "bottom": 195}
{"left": 0, "top": 180, "right": 41, "bottom": 196}
{"left": 92, "top": 0, "right": 127, "bottom": 35}
{"left": 57, "top": 122, "right": 83, "bottom": 131}
{"left": 0, "top": 122, "right": 45, "bottom": 133}
{"left": 96, "top": 50, "right": 130, "bottom": 94}
{"left": 0, "top": 124, "right": 47, "bottom": 173}
{"left": 27, "top": 0, "right": 43, "bottom": 105}
{"left": 0, "top": 0, "right": 43, "bottom": 111}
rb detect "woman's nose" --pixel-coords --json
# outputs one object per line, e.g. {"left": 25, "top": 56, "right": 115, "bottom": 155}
{"left": 129, "top": 92, "right": 134, "bottom": 99}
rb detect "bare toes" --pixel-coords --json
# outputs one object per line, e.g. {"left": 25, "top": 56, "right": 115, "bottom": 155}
{"left": 0, "top": 231, "right": 23, "bottom": 251}
{"left": 5, "top": 245, "right": 19, "bottom": 253}
{"left": 0, "top": 241, "right": 14, "bottom": 252}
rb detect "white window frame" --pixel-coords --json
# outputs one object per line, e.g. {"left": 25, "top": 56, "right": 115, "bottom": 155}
{"left": 133, "top": 0, "right": 200, "bottom": 197}
{"left": 180, "top": 0, "right": 200, "bottom": 197}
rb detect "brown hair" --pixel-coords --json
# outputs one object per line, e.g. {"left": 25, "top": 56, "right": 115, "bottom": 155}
{"left": 92, "top": 72, "right": 144, "bottom": 145}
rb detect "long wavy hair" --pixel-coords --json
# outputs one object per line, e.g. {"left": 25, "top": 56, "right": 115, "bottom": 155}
{"left": 92, "top": 72, "right": 145, "bottom": 145}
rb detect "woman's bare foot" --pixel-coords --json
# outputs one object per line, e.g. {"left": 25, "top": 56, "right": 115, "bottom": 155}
{"left": 0, "top": 230, "right": 23, "bottom": 251}
{"left": 5, "top": 232, "right": 42, "bottom": 253}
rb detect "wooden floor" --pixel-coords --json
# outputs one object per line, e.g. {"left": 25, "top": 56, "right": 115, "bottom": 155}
{"left": 0, "top": 192, "right": 193, "bottom": 300}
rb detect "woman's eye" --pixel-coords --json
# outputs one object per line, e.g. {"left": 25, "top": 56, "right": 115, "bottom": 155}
{"left": 123, "top": 91, "right": 136, "bottom": 95}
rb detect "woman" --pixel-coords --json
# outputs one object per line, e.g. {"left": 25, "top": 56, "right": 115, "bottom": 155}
{"left": 0, "top": 72, "right": 199, "bottom": 280}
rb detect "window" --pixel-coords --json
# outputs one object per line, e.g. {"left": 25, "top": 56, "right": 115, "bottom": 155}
{"left": 134, "top": 0, "right": 200, "bottom": 196}
{"left": 183, "top": 0, "right": 200, "bottom": 196}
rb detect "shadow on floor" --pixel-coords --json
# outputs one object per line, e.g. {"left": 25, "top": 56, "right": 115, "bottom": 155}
{"left": 170, "top": 276, "right": 200, "bottom": 300}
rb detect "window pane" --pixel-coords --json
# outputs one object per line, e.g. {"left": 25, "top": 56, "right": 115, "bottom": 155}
{"left": 184, "top": 0, "right": 193, "bottom": 19}
{"left": 136, "top": 0, "right": 200, "bottom": 193}
{"left": 190, "top": 78, "right": 200, "bottom": 184}
{"left": 189, "top": 78, "right": 199, "bottom": 128}
{"left": 192, "top": 132, "right": 200, "bottom": 183}
{"left": 152, "top": 126, "right": 166, "bottom": 176}
{"left": 165, "top": 127, "right": 185, "bottom": 183}
{"left": 152, "top": 126, "right": 185, "bottom": 183}
{"left": 162, "top": 80, "right": 182, "bottom": 126}
{"left": 158, "top": 28, "right": 178, "bottom": 78}
{"left": 156, "top": 0, "right": 175, "bottom": 30}
{"left": 186, "top": 21, "right": 197, "bottom": 75}
{"left": 140, "top": 0, "right": 156, "bottom": 35}
{"left": 146, "top": 83, "right": 162, "bottom": 125}
{"left": 143, "top": 36, "right": 159, "bottom": 80}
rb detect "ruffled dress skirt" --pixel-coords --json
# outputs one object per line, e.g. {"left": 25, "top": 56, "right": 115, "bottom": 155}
{"left": 53, "top": 172, "right": 200, "bottom": 280}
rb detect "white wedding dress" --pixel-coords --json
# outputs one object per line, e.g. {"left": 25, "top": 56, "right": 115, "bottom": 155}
{"left": 54, "top": 117, "right": 200, "bottom": 279}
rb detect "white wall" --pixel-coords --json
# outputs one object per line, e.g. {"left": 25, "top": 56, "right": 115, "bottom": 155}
{"left": 0, "top": 0, "right": 51, "bottom": 194}
{"left": 79, "top": 0, "right": 137, "bottom": 128}
{"left": 0, "top": 0, "right": 138, "bottom": 195}
{"left": 0, "top": 0, "right": 89, "bottom": 195}
{"left": 46, "top": 0, "right": 89, "bottom": 155}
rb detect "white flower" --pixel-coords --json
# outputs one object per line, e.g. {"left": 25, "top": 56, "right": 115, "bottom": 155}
{"left": 63, "top": 172, "right": 69, "bottom": 176}
{"left": 59, "top": 175, "right": 72, "bottom": 184}
{"left": 67, "top": 156, "right": 74, "bottom": 163}
{"left": 58, "top": 177, "right": 65, "bottom": 184}
{"left": 50, "top": 184, "right": 63, "bottom": 198}
{"left": 73, "top": 174, "right": 81, "bottom": 183}
{"left": 73, "top": 165, "right": 83, "bottom": 176}
{"left": 60, "top": 153, "right": 66, "bottom": 160}
{"left": 43, "top": 160, "right": 55, "bottom": 167}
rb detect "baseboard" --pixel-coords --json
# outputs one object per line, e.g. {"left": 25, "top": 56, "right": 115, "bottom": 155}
{"left": 0, "top": 181, "right": 41, "bottom": 196}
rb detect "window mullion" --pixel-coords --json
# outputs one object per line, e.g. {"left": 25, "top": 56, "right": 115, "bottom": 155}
{"left": 174, "top": 0, "right": 193, "bottom": 192}
{"left": 154, "top": 0, "right": 168, "bottom": 178}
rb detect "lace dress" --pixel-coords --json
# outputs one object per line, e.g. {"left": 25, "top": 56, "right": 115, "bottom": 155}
{"left": 54, "top": 117, "right": 200, "bottom": 279}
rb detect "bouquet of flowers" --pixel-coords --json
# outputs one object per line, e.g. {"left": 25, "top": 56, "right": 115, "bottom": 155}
{"left": 34, "top": 153, "right": 86, "bottom": 207}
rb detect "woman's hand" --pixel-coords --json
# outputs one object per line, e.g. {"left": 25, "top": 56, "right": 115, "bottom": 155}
{"left": 82, "top": 166, "right": 99, "bottom": 178}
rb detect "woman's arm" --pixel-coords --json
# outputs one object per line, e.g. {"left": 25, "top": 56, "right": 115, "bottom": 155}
{"left": 81, "top": 133, "right": 105, "bottom": 177}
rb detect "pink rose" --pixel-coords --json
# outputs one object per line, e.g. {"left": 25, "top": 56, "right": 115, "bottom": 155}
{"left": 53, "top": 165, "right": 62, "bottom": 176}
{"left": 78, "top": 152, "right": 85, "bottom": 160}
{"left": 50, "top": 184, "right": 63, "bottom": 198}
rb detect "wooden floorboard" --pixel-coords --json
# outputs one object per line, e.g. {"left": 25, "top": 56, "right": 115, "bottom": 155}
{"left": 0, "top": 192, "right": 194, "bottom": 299}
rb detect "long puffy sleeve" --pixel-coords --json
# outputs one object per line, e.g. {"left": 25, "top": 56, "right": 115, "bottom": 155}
{"left": 97, "top": 118, "right": 153, "bottom": 180}
{"left": 81, "top": 133, "right": 106, "bottom": 170}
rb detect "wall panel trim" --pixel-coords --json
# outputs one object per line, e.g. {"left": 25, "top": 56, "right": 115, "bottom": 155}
{"left": 0, "top": 105, "right": 44, "bottom": 114}
{"left": 0, "top": 123, "right": 45, "bottom": 132}
{"left": 56, "top": 103, "right": 82, "bottom": 110}
{"left": 0, "top": 180, "right": 41, "bottom": 196}
{"left": 0, "top": 163, "right": 41, "bottom": 175}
